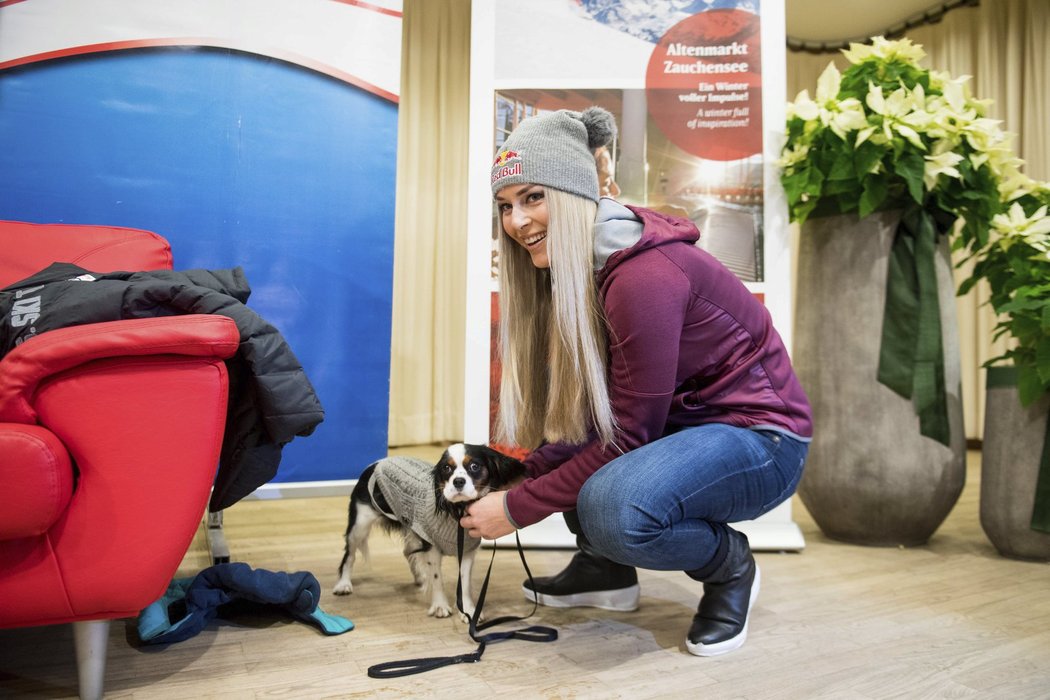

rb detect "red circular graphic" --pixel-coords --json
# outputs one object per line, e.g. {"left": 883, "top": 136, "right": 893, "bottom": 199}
{"left": 645, "top": 9, "right": 762, "bottom": 161}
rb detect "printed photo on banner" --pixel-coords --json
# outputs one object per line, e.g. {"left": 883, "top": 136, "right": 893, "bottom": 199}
{"left": 492, "top": 0, "right": 764, "bottom": 284}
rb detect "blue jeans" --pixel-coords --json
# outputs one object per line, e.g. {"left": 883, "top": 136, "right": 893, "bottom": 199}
{"left": 576, "top": 424, "right": 808, "bottom": 572}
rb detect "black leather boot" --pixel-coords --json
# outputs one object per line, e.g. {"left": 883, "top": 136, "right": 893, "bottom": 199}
{"left": 684, "top": 527, "right": 759, "bottom": 656}
{"left": 522, "top": 511, "right": 640, "bottom": 611}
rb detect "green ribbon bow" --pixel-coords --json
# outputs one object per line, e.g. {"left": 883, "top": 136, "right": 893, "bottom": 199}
{"left": 876, "top": 205, "right": 953, "bottom": 447}
{"left": 1032, "top": 404, "right": 1050, "bottom": 533}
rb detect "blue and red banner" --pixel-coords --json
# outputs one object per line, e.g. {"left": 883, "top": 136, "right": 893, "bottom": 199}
{"left": 0, "top": 0, "right": 403, "bottom": 484}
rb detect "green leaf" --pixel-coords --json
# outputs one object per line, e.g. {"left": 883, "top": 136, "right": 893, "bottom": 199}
{"left": 958, "top": 275, "right": 980, "bottom": 297}
{"left": 824, "top": 178, "right": 860, "bottom": 196}
{"left": 781, "top": 170, "right": 808, "bottom": 205}
{"left": 839, "top": 65, "right": 875, "bottom": 97}
{"left": 794, "top": 197, "right": 819, "bottom": 224}
{"left": 983, "top": 352, "right": 1011, "bottom": 368}
{"left": 853, "top": 140, "right": 883, "bottom": 180}
{"left": 835, "top": 193, "right": 860, "bottom": 214}
{"left": 1038, "top": 335, "right": 1050, "bottom": 384}
{"left": 997, "top": 297, "right": 1047, "bottom": 315}
{"left": 896, "top": 151, "right": 925, "bottom": 204}
{"left": 859, "top": 175, "right": 888, "bottom": 218}
{"left": 1012, "top": 316, "right": 1041, "bottom": 345}
{"left": 785, "top": 118, "right": 807, "bottom": 141}
{"left": 806, "top": 166, "right": 826, "bottom": 197}
{"left": 828, "top": 154, "right": 855, "bottom": 182}
{"left": 1017, "top": 364, "right": 1045, "bottom": 406}
{"left": 915, "top": 69, "right": 932, "bottom": 92}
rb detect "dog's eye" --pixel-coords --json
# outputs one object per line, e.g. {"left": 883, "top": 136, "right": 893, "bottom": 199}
{"left": 467, "top": 464, "right": 481, "bottom": 474}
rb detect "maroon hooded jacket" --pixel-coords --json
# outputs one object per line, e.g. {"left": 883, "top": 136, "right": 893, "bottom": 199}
{"left": 504, "top": 199, "right": 813, "bottom": 529}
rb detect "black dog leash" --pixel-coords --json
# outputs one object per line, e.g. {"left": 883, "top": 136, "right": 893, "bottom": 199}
{"left": 367, "top": 528, "right": 558, "bottom": 678}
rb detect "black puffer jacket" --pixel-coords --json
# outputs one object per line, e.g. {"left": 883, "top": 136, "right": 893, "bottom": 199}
{"left": 0, "top": 262, "right": 324, "bottom": 510}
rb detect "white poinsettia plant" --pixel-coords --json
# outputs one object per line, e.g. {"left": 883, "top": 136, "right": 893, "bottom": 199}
{"left": 781, "top": 35, "right": 1050, "bottom": 405}
{"left": 780, "top": 36, "right": 1011, "bottom": 239}
{"left": 959, "top": 177, "right": 1050, "bottom": 404}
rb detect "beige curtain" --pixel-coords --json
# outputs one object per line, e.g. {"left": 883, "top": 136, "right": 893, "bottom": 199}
{"left": 387, "top": 0, "right": 471, "bottom": 446}
{"left": 786, "top": 0, "right": 1049, "bottom": 440}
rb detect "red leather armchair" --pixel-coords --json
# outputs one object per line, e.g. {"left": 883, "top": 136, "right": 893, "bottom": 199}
{"left": 0, "top": 221, "right": 239, "bottom": 699}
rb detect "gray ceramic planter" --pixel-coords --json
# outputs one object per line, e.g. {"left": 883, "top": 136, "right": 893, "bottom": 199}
{"left": 980, "top": 366, "right": 1050, "bottom": 561}
{"left": 794, "top": 210, "right": 966, "bottom": 546}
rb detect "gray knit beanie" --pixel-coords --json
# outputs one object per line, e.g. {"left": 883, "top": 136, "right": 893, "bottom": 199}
{"left": 491, "top": 106, "right": 617, "bottom": 202}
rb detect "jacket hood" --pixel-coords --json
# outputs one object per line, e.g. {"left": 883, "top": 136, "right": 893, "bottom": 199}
{"left": 593, "top": 198, "right": 700, "bottom": 286}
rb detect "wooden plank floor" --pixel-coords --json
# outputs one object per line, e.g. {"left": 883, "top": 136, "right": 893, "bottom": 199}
{"left": 3, "top": 448, "right": 1049, "bottom": 699}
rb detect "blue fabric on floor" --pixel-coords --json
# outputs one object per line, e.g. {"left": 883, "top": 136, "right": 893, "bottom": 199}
{"left": 137, "top": 562, "right": 353, "bottom": 644}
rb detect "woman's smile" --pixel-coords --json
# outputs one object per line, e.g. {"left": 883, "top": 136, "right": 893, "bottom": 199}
{"left": 522, "top": 231, "right": 547, "bottom": 247}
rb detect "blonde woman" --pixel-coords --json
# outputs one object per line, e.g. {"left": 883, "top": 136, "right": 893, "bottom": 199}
{"left": 461, "top": 107, "right": 812, "bottom": 656}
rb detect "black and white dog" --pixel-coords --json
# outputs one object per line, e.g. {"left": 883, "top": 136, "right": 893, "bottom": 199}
{"left": 333, "top": 443, "right": 525, "bottom": 619}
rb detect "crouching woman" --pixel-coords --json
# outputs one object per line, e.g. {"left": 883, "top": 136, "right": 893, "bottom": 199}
{"left": 461, "top": 106, "right": 812, "bottom": 656}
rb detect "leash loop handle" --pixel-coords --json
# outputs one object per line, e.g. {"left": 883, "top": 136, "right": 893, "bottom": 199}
{"left": 366, "top": 527, "right": 556, "bottom": 678}
{"left": 366, "top": 645, "right": 485, "bottom": 679}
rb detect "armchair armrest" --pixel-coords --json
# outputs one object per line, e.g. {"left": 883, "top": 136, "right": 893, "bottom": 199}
{"left": 0, "top": 424, "right": 73, "bottom": 539}
{"left": 0, "top": 315, "right": 239, "bottom": 423}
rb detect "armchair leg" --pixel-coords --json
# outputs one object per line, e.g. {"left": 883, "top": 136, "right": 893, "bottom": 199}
{"left": 73, "top": 619, "right": 110, "bottom": 700}
{"left": 206, "top": 508, "right": 231, "bottom": 564}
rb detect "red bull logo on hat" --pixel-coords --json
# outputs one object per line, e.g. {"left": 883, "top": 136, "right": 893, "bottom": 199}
{"left": 491, "top": 149, "right": 523, "bottom": 186}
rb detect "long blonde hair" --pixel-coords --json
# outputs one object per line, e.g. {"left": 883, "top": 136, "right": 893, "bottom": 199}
{"left": 496, "top": 187, "right": 616, "bottom": 449}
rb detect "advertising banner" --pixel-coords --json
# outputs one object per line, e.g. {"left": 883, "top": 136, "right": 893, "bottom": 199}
{"left": 468, "top": 0, "right": 801, "bottom": 548}
{"left": 0, "top": 0, "right": 403, "bottom": 488}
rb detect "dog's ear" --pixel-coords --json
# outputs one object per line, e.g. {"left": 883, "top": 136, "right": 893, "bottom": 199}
{"left": 432, "top": 451, "right": 458, "bottom": 516}
{"left": 432, "top": 449, "right": 451, "bottom": 488}
{"left": 477, "top": 445, "right": 526, "bottom": 487}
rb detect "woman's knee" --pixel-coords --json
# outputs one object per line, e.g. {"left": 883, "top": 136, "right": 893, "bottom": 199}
{"left": 578, "top": 477, "right": 661, "bottom": 561}
{"left": 576, "top": 474, "right": 620, "bottom": 537}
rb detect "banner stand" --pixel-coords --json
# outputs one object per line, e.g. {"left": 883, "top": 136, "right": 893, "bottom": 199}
{"left": 468, "top": 0, "right": 802, "bottom": 551}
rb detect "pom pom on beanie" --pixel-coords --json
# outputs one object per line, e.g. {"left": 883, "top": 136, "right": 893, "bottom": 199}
{"left": 580, "top": 107, "right": 617, "bottom": 151}
{"left": 491, "top": 106, "right": 617, "bottom": 202}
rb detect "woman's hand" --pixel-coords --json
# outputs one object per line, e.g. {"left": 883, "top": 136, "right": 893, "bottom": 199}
{"left": 461, "top": 491, "right": 516, "bottom": 540}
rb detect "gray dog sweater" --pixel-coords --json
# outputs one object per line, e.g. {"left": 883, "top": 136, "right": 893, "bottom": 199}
{"left": 369, "top": 456, "right": 479, "bottom": 557}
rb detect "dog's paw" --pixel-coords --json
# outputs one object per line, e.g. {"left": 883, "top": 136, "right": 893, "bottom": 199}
{"left": 332, "top": 581, "right": 353, "bottom": 596}
{"left": 458, "top": 607, "right": 482, "bottom": 624}
{"left": 428, "top": 603, "right": 454, "bottom": 618}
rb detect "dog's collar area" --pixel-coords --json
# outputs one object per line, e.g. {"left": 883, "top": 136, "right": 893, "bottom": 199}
{"left": 440, "top": 502, "right": 469, "bottom": 519}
